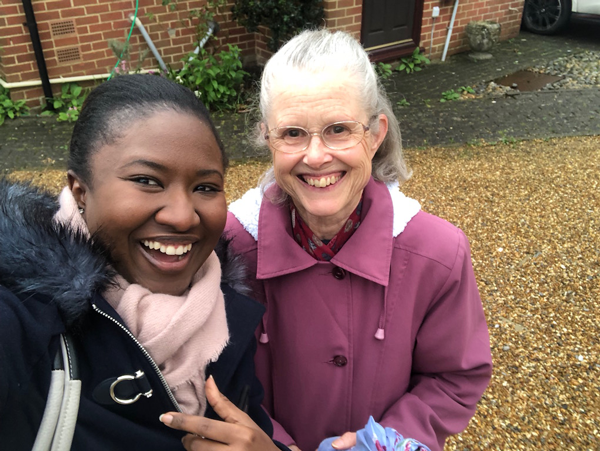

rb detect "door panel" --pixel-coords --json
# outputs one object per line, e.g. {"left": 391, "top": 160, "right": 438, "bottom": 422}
{"left": 361, "top": 0, "right": 416, "bottom": 49}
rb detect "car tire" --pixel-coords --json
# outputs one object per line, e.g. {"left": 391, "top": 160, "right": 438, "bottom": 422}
{"left": 522, "top": 0, "right": 572, "bottom": 35}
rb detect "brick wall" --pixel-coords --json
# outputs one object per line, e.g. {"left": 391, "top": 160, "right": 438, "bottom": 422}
{"left": 420, "top": 0, "right": 524, "bottom": 60}
{"left": 1, "top": 0, "right": 524, "bottom": 107}
{"left": 323, "top": 0, "right": 363, "bottom": 39}
{"left": 0, "top": 0, "right": 255, "bottom": 107}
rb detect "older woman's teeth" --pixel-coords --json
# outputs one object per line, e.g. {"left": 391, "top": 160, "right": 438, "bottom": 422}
{"left": 142, "top": 240, "right": 192, "bottom": 255}
{"left": 305, "top": 175, "right": 340, "bottom": 187}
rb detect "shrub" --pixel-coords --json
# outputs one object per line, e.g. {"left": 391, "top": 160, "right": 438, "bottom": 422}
{"left": 0, "top": 87, "right": 29, "bottom": 126}
{"left": 171, "top": 45, "right": 248, "bottom": 111}
{"left": 231, "top": 0, "right": 324, "bottom": 52}
{"left": 41, "top": 83, "right": 88, "bottom": 122}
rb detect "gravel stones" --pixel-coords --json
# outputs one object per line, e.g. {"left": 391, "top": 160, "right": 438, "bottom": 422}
{"left": 530, "top": 50, "right": 600, "bottom": 90}
{"left": 474, "top": 50, "right": 600, "bottom": 97}
{"left": 9, "top": 135, "right": 600, "bottom": 450}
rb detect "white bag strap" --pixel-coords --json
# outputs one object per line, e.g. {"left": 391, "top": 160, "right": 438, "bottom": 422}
{"left": 32, "top": 334, "right": 81, "bottom": 451}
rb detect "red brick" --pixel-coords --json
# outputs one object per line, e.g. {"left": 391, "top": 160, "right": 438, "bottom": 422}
{"left": 45, "top": 0, "right": 74, "bottom": 10}
{"left": 346, "top": 6, "right": 362, "bottom": 16}
{"left": 92, "top": 57, "right": 114, "bottom": 69}
{"left": 76, "top": 0, "right": 100, "bottom": 4}
{"left": 16, "top": 52, "right": 36, "bottom": 64}
{"left": 92, "top": 40, "right": 109, "bottom": 50}
{"left": 0, "top": 5, "right": 20, "bottom": 15}
{"left": 53, "top": 36, "right": 80, "bottom": 47}
{"left": 99, "top": 11, "right": 126, "bottom": 22}
{"left": 79, "top": 32, "right": 104, "bottom": 44}
{"left": 336, "top": 16, "right": 354, "bottom": 27}
{"left": 102, "top": 30, "right": 124, "bottom": 40}
{"left": 10, "top": 62, "right": 34, "bottom": 74}
{"left": 327, "top": 8, "right": 348, "bottom": 19}
{"left": 2, "top": 25, "right": 26, "bottom": 37}
{"left": 35, "top": 11, "right": 60, "bottom": 23}
{"left": 89, "top": 22, "right": 113, "bottom": 33}
{"left": 61, "top": 7, "right": 87, "bottom": 19}
{"left": 6, "top": 14, "right": 26, "bottom": 26}
{"left": 19, "top": 70, "right": 43, "bottom": 82}
{"left": 85, "top": 4, "right": 110, "bottom": 14}
{"left": 77, "top": 15, "right": 100, "bottom": 25}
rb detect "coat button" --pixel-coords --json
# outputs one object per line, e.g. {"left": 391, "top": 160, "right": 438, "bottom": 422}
{"left": 332, "top": 267, "right": 346, "bottom": 280}
{"left": 333, "top": 355, "right": 348, "bottom": 367}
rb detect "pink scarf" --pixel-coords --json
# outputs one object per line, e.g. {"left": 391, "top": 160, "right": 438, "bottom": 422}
{"left": 55, "top": 188, "right": 229, "bottom": 415}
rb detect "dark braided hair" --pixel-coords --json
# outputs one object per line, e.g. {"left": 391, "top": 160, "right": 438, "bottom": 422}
{"left": 68, "top": 74, "right": 228, "bottom": 186}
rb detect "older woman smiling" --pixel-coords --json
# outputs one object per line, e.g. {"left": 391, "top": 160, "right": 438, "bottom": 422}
{"left": 225, "top": 30, "right": 493, "bottom": 451}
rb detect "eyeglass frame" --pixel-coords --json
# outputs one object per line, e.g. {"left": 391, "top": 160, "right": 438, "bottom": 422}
{"left": 264, "top": 120, "right": 372, "bottom": 153}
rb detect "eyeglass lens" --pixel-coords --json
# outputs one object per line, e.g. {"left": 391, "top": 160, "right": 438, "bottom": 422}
{"left": 273, "top": 121, "right": 365, "bottom": 151}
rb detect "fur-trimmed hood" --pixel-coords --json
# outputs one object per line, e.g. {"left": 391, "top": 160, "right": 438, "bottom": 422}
{"left": 0, "top": 179, "right": 248, "bottom": 328}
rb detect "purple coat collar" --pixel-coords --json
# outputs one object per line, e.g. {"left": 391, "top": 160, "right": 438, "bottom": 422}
{"left": 257, "top": 178, "right": 398, "bottom": 286}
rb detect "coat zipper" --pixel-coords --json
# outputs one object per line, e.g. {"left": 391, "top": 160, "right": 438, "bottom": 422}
{"left": 92, "top": 303, "right": 182, "bottom": 412}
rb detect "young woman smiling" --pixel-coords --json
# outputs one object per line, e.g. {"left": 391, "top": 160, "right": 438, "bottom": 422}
{"left": 0, "top": 75, "right": 288, "bottom": 451}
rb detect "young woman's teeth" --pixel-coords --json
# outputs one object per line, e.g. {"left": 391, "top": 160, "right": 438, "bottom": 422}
{"left": 142, "top": 240, "right": 192, "bottom": 256}
{"left": 305, "top": 175, "right": 340, "bottom": 188}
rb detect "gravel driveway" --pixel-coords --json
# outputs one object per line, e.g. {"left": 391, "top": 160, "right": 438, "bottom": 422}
{"left": 9, "top": 134, "right": 600, "bottom": 450}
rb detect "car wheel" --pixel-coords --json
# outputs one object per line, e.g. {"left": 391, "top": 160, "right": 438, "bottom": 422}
{"left": 522, "top": 0, "right": 572, "bottom": 35}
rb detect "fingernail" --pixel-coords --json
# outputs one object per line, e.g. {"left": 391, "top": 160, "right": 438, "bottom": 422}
{"left": 331, "top": 441, "right": 340, "bottom": 449}
{"left": 159, "top": 414, "right": 173, "bottom": 425}
{"left": 208, "top": 374, "right": 214, "bottom": 380}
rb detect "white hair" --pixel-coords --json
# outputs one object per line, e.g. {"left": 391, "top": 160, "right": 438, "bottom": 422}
{"left": 256, "top": 28, "right": 411, "bottom": 194}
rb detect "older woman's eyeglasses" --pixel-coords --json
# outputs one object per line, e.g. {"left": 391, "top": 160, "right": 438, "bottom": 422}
{"left": 265, "top": 121, "right": 370, "bottom": 153}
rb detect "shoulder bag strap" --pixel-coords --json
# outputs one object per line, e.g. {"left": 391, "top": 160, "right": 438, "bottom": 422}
{"left": 32, "top": 334, "right": 81, "bottom": 451}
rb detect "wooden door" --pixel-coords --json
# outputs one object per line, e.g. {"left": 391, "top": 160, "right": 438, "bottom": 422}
{"left": 361, "top": 0, "right": 423, "bottom": 60}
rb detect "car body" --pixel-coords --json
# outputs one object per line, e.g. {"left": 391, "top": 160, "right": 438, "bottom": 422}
{"left": 522, "top": 0, "right": 600, "bottom": 34}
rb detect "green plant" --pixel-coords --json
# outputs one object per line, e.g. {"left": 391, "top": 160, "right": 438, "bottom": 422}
{"left": 374, "top": 62, "right": 393, "bottom": 79}
{"left": 440, "top": 89, "right": 461, "bottom": 102}
{"left": 396, "top": 98, "right": 410, "bottom": 107}
{"left": 42, "top": 83, "right": 88, "bottom": 122}
{"left": 0, "top": 86, "right": 29, "bottom": 126}
{"left": 172, "top": 44, "right": 248, "bottom": 111}
{"left": 459, "top": 86, "right": 476, "bottom": 94}
{"left": 397, "top": 47, "right": 430, "bottom": 74}
{"left": 232, "top": 0, "right": 325, "bottom": 52}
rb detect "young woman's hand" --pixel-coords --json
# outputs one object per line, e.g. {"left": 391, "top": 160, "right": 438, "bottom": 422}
{"left": 160, "top": 376, "right": 280, "bottom": 451}
{"left": 330, "top": 432, "right": 357, "bottom": 450}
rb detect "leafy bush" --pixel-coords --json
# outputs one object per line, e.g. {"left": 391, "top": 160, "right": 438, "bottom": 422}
{"left": 397, "top": 47, "right": 430, "bottom": 74}
{"left": 41, "top": 83, "right": 88, "bottom": 122}
{"left": 0, "top": 86, "right": 29, "bottom": 126}
{"left": 232, "top": 0, "right": 324, "bottom": 52}
{"left": 171, "top": 45, "right": 248, "bottom": 111}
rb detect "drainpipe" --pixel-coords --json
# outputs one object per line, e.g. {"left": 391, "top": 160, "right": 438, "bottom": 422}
{"left": 192, "top": 20, "right": 220, "bottom": 57}
{"left": 128, "top": 14, "right": 167, "bottom": 72}
{"left": 441, "top": 0, "right": 460, "bottom": 62}
{"left": 21, "top": 0, "right": 54, "bottom": 103}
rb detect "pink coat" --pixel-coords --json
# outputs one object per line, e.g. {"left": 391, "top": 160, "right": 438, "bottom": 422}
{"left": 225, "top": 178, "right": 492, "bottom": 451}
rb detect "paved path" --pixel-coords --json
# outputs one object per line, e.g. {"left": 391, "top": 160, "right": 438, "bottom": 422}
{"left": 1, "top": 20, "right": 599, "bottom": 173}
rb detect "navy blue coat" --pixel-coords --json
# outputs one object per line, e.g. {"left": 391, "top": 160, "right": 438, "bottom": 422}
{"left": 0, "top": 181, "right": 286, "bottom": 450}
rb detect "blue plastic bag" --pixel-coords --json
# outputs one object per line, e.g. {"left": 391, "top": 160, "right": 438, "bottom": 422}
{"left": 317, "top": 416, "right": 431, "bottom": 451}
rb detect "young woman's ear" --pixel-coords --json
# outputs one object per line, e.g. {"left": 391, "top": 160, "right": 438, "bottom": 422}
{"left": 67, "top": 170, "right": 88, "bottom": 210}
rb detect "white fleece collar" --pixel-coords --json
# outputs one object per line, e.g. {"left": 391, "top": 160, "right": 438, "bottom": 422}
{"left": 228, "top": 181, "right": 421, "bottom": 241}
